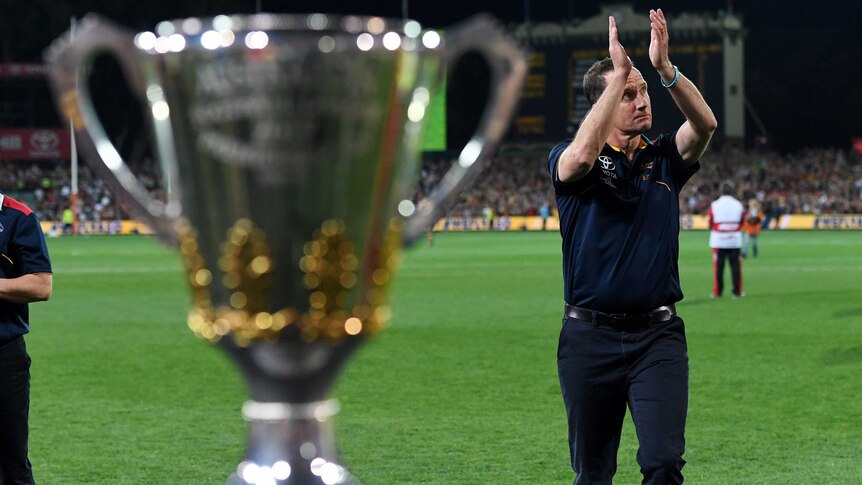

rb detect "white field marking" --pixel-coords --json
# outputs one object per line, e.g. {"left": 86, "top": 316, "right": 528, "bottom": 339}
{"left": 399, "top": 261, "right": 550, "bottom": 276}
{"left": 51, "top": 265, "right": 182, "bottom": 274}
{"left": 759, "top": 238, "right": 862, "bottom": 246}
{"left": 682, "top": 265, "right": 862, "bottom": 274}
{"left": 405, "top": 258, "right": 557, "bottom": 268}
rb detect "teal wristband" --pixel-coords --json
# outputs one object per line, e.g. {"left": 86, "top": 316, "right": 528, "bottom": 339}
{"left": 660, "top": 65, "right": 679, "bottom": 88}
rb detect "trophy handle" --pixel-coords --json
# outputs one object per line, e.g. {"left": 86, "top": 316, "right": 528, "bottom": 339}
{"left": 44, "top": 14, "right": 181, "bottom": 245}
{"left": 402, "top": 15, "right": 527, "bottom": 245}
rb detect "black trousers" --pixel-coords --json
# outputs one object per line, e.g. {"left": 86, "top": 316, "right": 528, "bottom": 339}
{"left": 558, "top": 316, "right": 689, "bottom": 485}
{"left": 712, "top": 248, "right": 743, "bottom": 297}
{"left": 0, "top": 336, "right": 34, "bottom": 485}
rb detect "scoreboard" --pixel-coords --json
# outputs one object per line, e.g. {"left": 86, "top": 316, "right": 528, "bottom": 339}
{"left": 510, "top": 38, "right": 725, "bottom": 143}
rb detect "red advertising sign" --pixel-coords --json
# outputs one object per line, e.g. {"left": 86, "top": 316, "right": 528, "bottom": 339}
{"left": 0, "top": 63, "right": 49, "bottom": 77}
{"left": 0, "top": 128, "right": 72, "bottom": 160}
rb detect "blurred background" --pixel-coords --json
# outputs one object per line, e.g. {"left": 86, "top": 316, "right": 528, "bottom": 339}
{"left": 1, "top": 0, "right": 861, "bottom": 229}
{"left": 3, "top": 3, "right": 861, "bottom": 484}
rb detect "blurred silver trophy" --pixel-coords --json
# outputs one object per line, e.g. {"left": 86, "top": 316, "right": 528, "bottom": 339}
{"left": 45, "top": 12, "right": 525, "bottom": 485}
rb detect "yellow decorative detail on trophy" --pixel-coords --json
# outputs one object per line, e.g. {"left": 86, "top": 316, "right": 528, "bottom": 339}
{"left": 182, "top": 218, "right": 295, "bottom": 345}
{"left": 298, "top": 218, "right": 399, "bottom": 341}
{"left": 219, "top": 219, "right": 274, "bottom": 315}
{"left": 300, "top": 219, "right": 352, "bottom": 341}
{"left": 178, "top": 219, "right": 215, "bottom": 331}
{"left": 293, "top": 217, "right": 401, "bottom": 341}
{"left": 180, "top": 217, "right": 402, "bottom": 345}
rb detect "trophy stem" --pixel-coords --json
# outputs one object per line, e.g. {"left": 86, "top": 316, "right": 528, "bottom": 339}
{"left": 227, "top": 400, "right": 359, "bottom": 485}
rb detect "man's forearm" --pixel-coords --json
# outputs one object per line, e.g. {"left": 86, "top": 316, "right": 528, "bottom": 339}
{"left": 665, "top": 69, "right": 717, "bottom": 135}
{"left": 0, "top": 273, "right": 53, "bottom": 303}
{"left": 559, "top": 73, "right": 628, "bottom": 182}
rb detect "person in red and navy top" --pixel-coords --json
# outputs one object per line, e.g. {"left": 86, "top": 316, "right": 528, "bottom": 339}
{"left": 708, "top": 181, "right": 745, "bottom": 298}
{"left": 0, "top": 193, "right": 52, "bottom": 485}
{"left": 548, "top": 9, "right": 717, "bottom": 485}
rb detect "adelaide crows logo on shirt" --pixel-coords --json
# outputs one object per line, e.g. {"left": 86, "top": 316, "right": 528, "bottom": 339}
{"left": 641, "top": 161, "right": 654, "bottom": 181}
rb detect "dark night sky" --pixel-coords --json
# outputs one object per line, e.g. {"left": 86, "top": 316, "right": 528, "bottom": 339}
{"left": 1, "top": 1, "right": 860, "bottom": 152}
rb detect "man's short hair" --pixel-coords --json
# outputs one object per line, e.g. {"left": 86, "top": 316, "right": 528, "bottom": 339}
{"left": 720, "top": 180, "right": 735, "bottom": 195}
{"left": 583, "top": 58, "right": 615, "bottom": 106}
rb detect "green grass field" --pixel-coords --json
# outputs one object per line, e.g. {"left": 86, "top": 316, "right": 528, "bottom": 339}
{"left": 27, "top": 231, "right": 862, "bottom": 484}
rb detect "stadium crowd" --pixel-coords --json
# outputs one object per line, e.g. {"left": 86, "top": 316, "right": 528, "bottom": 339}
{"left": 0, "top": 158, "right": 162, "bottom": 223}
{"left": 418, "top": 145, "right": 862, "bottom": 220}
{"left": 2, "top": 145, "right": 861, "bottom": 225}
{"left": 680, "top": 145, "right": 862, "bottom": 217}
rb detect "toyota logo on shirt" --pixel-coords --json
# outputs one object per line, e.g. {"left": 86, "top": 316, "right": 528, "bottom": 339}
{"left": 598, "top": 156, "right": 615, "bottom": 170}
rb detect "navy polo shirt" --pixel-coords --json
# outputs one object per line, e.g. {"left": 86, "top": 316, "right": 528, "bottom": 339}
{"left": 548, "top": 132, "right": 699, "bottom": 314}
{"left": 0, "top": 194, "right": 52, "bottom": 342}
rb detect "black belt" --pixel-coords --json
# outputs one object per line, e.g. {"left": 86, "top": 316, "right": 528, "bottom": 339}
{"left": 564, "top": 303, "right": 676, "bottom": 330}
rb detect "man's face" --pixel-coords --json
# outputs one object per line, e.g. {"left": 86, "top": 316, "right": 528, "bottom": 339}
{"left": 607, "top": 68, "right": 652, "bottom": 134}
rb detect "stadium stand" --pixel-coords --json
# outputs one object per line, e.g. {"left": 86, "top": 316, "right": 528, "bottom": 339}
{"left": 416, "top": 145, "right": 862, "bottom": 220}
{"left": 3, "top": 144, "right": 860, "bottom": 230}
{"left": 0, "top": 158, "right": 163, "bottom": 224}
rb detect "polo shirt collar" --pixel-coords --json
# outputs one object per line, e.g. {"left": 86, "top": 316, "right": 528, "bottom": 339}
{"left": 608, "top": 135, "right": 650, "bottom": 153}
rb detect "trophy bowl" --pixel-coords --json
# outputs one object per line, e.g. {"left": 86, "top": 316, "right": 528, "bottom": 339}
{"left": 45, "top": 12, "right": 525, "bottom": 485}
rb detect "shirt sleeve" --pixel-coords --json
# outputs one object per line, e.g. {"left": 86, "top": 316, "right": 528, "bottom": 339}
{"left": 10, "top": 213, "right": 52, "bottom": 275}
{"left": 656, "top": 131, "right": 700, "bottom": 188}
{"left": 548, "top": 140, "right": 592, "bottom": 195}
{"left": 548, "top": 141, "right": 568, "bottom": 183}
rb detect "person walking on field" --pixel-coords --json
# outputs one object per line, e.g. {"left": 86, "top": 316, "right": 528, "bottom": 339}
{"left": 540, "top": 201, "right": 551, "bottom": 231}
{"left": 482, "top": 205, "right": 495, "bottom": 231}
{"left": 61, "top": 206, "right": 74, "bottom": 236}
{"left": 548, "top": 8, "right": 717, "bottom": 484}
{"left": 708, "top": 181, "right": 745, "bottom": 298}
{"left": 742, "top": 198, "right": 764, "bottom": 258}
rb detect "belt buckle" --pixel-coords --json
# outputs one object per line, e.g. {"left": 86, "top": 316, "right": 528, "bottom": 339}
{"left": 651, "top": 307, "right": 672, "bottom": 322}
{"left": 606, "top": 313, "right": 635, "bottom": 330}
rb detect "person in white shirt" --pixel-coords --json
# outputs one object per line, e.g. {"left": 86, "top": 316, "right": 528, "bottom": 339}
{"left": 708, "top": 181, "right": 745, "bottom": 297}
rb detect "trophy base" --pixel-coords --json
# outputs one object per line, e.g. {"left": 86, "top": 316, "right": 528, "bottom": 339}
{"left": 226, "top": 470, "right": 360, "bottom": 485}
{"left": 226, "top": 399, "right": 360, "bottom": 485}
